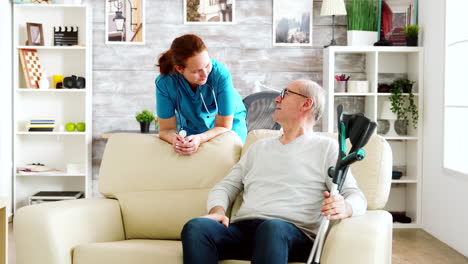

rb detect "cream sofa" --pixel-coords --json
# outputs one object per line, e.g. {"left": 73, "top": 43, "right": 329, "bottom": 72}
{"left": 15, "top": 130, "right": 392, "bottom": 264}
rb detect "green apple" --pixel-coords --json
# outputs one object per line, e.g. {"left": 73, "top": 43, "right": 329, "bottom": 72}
{"left": 76, "top": 122, "right": 86, "bottom": 132}
{"left": 65, "top": 122, "right": 76, "bottom": 132}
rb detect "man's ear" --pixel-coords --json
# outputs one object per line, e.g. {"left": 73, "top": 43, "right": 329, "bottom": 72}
{"left": 302, "top": 98, "right": 314, "bottom": 112}
{"left": 174, "top": 65, "right": 184, "bottom": 74}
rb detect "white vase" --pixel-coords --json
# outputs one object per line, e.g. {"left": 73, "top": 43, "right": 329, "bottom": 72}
{"left": 347, "top": 30, "right": 378, "bottom": 46}
{"left": 39, "top": 74, "right": 49, "bottom": 89}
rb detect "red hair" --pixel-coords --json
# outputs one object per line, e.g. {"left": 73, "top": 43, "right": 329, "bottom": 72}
{"left": 157, "top": 34, "right": 207, "bottom": 75}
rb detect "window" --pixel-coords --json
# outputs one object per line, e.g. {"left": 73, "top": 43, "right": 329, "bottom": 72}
{"left": 444, "top": 0, "right": 468, "bottom": 174}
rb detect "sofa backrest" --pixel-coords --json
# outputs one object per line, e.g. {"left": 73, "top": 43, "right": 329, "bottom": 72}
{"left": 238, "top": 129, "right": 392, "bottom": 211}
{"left": 99, "top": 132, "right": 243, "bottom": 240}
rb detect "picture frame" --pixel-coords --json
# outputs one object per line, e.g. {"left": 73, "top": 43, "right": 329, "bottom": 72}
{"left": 184, "top": 0, "right": 235, "bottom": 24}
{"left": 273, "top": 0, "right": 313, "bottom": 46}
{"left": 105, "top": 0, "right": 145, "bottom": 45}
{"left": 13, "top": 0, "right": 54, "bottom": 3}
{"left": 378, "top": 0, "right": 418, "bottom": 46}
{"left": 26, "top": 23, "right": 44, "bottom": 46}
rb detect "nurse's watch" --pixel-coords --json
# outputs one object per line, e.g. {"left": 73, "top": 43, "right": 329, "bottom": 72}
{"left": 179, "top": 130, "right": 187, "bottom": 138}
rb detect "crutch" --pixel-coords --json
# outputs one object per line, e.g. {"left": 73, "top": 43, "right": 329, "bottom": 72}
{"left": 306, "top": 104, "right": 377, "bottom": 264}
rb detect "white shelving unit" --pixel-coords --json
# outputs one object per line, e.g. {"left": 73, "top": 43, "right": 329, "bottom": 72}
{"left": 12, "top": 4, "right": 92, "bottom": 211}
{"left": 323, "top": 46, "right": 423, "bottom": 228}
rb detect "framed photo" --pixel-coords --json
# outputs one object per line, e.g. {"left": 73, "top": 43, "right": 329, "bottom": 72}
{"left": 184, "top": 0, "right": 235, "bottom": 24}
{"left": 26, "top": 23, "right": 44, "bottom": 46}
{"left": 378, "top": 0, "right": 418, "bottom": 46}
{"left": 273, "top": 0, "right": 312, "bottom": 46}
{"left": 13, "top": 0, "right": 54, "bottom": 3}
{"left": 105, "top": 0, "right": 145, "bottom": 45}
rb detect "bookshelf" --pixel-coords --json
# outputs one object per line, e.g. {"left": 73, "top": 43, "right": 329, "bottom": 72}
{"left": 323, "top": 46, "right": 423, "bottom": 228}
{"left": 12, "top": 4, "right": 92, "bottom": 211}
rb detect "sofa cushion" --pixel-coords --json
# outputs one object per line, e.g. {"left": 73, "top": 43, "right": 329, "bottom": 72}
{"left": 99, "top": 131, "right": 243, "bottom": 239}
{"left": 100, "top": 131, "right": 242, "bottom": 196}
{"left": 73, "top": 239, "right": 305, "bottom": 264}
{"left": 116, "top": 190, "right": 209, "bottom": 239}
{"left": 238, "top": 129, "right": 392, "bottom": 211}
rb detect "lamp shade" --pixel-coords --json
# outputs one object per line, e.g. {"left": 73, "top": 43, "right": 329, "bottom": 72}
{"left": 379, "top": 100, "right": 397, "bottom": 120}
{"left": 321, "top": 0, "right": 347, "bottom": 16}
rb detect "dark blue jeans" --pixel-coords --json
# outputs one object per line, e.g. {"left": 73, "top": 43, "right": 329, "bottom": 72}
{"left": 181, "top": 218, "right": 313, "bottom": 264}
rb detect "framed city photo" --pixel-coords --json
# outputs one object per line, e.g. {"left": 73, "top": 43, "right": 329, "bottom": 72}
{"left": 106, "top": 0, "right": 145, "bottom": 45}
{"left": 184, "top": 0, "right": 235, "bottom": 24}
{"left": 378, "top": 0, "right": 418, "bottom": 46}
{"left": 13, "top": 0, "right": 54, "bottom": 3}
{"left": 26, "top": 23, "right": 44, "bottom": 46}
{"left": 273, "top": 0, "right": 313, "bottom": 46}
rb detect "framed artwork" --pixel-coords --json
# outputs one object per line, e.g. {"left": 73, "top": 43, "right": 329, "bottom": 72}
{"left": 273, "top": 0, "right": 312, "bottom": 46}
{"left": 106, "top": 0, "right": 145, "bottom": 45}
{"left": 26, "top": 23, "right": 44, "bottom": 46}
{"left": 378, "top": 0, "right": 418, "bottom": 45}
{"left": 184, "top": 0, "right": 235, "bottom": 24}
{"left": 13, "top": 0, "right": 54, "bottom": 3}
{"left": 19, "top": 49, "right": 43, "bottom": 89}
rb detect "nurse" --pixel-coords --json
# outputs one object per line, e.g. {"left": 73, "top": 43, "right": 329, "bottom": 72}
{"left": 156, "top": 34, "right": 247, "bottom": 155}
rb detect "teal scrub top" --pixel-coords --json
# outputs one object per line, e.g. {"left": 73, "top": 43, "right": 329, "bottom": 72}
{"left": 155, "top": 59, "right": 247, "bottom": 142}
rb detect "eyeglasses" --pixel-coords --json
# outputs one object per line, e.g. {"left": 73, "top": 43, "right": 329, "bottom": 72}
{"left": 280, "top": 88, "right": 308, "bottom": 99}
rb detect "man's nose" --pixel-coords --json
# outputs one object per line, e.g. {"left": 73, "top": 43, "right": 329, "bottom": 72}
{"left": 274, "top": 95, "right": 282, "bottom": 104}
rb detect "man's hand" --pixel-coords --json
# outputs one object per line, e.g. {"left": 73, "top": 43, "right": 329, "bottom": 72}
{"left": 320, "top": 191, "right": 353, "bottom": 220}
{"left": 201, "top": 206, "right": 230, "bottom": 227}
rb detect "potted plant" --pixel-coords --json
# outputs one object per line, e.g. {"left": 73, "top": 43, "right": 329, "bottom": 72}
{"left": 403, "top": 24, "right": 419, "bottom": 46}
{"left": 346, "top": 0, "right": 379, "bottom": 46}
{"left": 389, "top": 78, "right": 419, "bottom": 130}
{"left": 135, "top": 110, "right": 155, "bottom": 133}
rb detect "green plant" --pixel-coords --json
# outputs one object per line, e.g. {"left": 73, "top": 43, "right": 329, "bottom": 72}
{"left": 403, "top": 24, "right": 419, "bottom": 38}
{"left": 346, "top": 0, "right": 379, "bottom": 31}
{"left": 389, "top": 79, "right": 419, "bottom": 129}
{"left": 135, "top": 110, "right": 155, "bottom": 123}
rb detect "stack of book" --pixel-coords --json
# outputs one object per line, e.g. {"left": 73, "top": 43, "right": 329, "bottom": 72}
{"left": 28, "top": 118, "right": 55, "bottom": 132}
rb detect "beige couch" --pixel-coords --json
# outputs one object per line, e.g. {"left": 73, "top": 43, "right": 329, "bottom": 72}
{"left": 15, "top": 130, "right": 393, "bottom": 264}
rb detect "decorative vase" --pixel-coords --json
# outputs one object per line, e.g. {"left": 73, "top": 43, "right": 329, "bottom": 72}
{"left": 406, "top": 36, "right": 418, "bottom": 46}
{"left": 39, "top": 73, "right": 49, "bottom": 89}
{"left": 139, "top": 122, "right": 150, "bottom": 133}
{"left": 347, "top": 30, "right": 378, "bottom": 46}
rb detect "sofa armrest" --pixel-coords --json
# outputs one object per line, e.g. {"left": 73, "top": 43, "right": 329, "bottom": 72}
{"left": 14, "top": 198, "right": 125, "bottom": 264}
{"left": 321, "top": 210, "right": 392, "bottom": 264}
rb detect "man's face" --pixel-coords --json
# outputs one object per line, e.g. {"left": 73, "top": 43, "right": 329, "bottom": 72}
{"left": 272, "top": 82, "right": 308, "bottom": 123}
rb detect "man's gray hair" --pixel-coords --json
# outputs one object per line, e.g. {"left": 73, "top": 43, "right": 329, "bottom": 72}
{"left": 299, "top": 80, "right": 326, "bottom": 122}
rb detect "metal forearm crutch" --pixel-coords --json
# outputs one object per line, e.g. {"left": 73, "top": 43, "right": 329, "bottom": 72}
{"left": 307, "top": 105, "right": 377, "bottom": 264}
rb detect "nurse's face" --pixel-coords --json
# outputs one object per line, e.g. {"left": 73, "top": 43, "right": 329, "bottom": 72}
{"left": 176, "top": 50, "right": 212, "bottom": 88}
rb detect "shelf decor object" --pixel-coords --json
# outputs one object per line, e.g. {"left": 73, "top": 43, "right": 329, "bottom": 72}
{"left": 379, "top": 100, "right": 398, "bottom": 137}
{"left": 320, "top": 0, "right": 347, "bottom": 47}
{"left": 346, "top": 0, "right": 379, "bottom": 46}
{"left": 19, "top": 48, "right": 42, "bottom": 89}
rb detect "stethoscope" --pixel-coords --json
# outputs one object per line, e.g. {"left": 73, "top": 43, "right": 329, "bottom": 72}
{"left": 175, "top": 74, "right": 218, "bottom": 137}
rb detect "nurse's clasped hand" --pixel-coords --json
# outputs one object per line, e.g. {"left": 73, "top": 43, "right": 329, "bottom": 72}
{"left": 173, "top": 134, "right": 203, "bottom": 156}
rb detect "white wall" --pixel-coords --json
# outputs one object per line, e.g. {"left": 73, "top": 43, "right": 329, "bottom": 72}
{"left": 0, "top": 0, "right": 12, "bottom": 216}
{"left": 420, "top": 0, "right": 468, "bottom": 257}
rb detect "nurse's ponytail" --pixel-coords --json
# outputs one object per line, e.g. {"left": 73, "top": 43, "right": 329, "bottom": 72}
{"left": 157, "top": 34, "right": 207, "bottom": 75}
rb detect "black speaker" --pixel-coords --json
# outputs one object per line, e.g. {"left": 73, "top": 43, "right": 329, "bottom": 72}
{"left": 63, "top": 75, "right": 86, "bottom": 89}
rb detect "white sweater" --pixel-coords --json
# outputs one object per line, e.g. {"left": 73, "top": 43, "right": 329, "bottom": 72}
{"left": 207, "top": 132, "right": 367, "bottom": 237}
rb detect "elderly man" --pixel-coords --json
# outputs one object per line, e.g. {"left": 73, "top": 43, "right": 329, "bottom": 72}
{"left": 181, "top": 80, "right": 367, "bottom": 264}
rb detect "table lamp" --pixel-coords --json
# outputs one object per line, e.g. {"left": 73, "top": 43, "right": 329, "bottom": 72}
{"left": 321, "top": 0, "right": 347, "bottom": 48}
{"left": 379, "top": 100, "right": 398, "bottom": 137}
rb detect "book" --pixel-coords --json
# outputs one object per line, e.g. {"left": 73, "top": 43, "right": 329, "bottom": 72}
{"left": 30, "top": 191, "right": 83, "bottom": 200}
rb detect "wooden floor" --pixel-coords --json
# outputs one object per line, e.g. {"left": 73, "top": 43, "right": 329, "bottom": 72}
{"left": 7, "top": 223, "right": 467, "bottom": 264}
